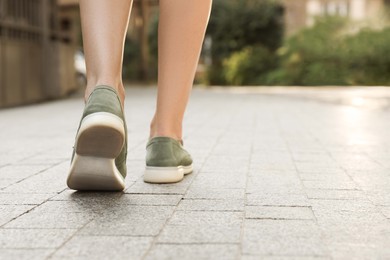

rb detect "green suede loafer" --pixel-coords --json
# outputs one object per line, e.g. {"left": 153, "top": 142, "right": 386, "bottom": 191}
{"left": 67, "top": 85, "right": 127, "bottom": 191}
{"left": 144, "top": 136, "right": 193, "bottom": 183}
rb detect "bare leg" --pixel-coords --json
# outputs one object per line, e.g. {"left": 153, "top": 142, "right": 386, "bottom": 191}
{"left": 150, "top": 0, "right": 213, "bottom": 141}
{"left": 79, "top": 0, "right": 133, "bottom": 106}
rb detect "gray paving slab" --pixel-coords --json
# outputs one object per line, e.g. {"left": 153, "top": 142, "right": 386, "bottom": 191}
{"left": 245, "top": 206, "right": 314, "bottom": 220}
{"left": 51, "top": 236, "right": 152, "bottom": 259}
{"left": 242, "top": 219, "right": 327, "bottom": 256}
{"left": 0, "top": 193, "right": 56, "bottom": 205}
{"left": 1, "top": 86, "right": 390, "bottom": 259}
{"left": 176, "top": 198, "right": 244, "bottom": 211}
{"left": 78, "top": 205, "right": 175, "bottom": 236}
{"left": 0, "top": 249, "right": 53, "bottom": 260}
{"left": 246, "top": 193, "right": 311, "bottom": 207}
{"left": 157, "top": 224, "right": 241, "bottom": 243}
{"left": 0, "top": 229, "right": 77, "bottom": 248}
{"left": 168, "top": 210, "right": 243, "bottom": 226}
{"left": 145, "top": 244, "right": 239, "bottom": 260}
{"left": 0, "top": 205, "right": 36, "bottom": 226}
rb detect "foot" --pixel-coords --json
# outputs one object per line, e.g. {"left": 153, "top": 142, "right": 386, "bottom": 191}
{"left": 67, "top": 85, "right": 128, "bottom": 191}
{"left": 144, "top": 136, "right": 193, "bottom": 183}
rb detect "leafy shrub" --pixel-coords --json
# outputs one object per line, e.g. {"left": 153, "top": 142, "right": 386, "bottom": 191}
{"left": 205, "top": 0, "right": 285, "bottom": 85}
{"left": 342, "top": 27, "right": 390, "bottom": 85}
{"left": 270, "top": 16, "right": 349, "bottom": 85}
{"left": 270, "top": 16, "right": 390, "bottom": 86}
{"left": 223, "top": 45, "right": 277, "bottom": 85}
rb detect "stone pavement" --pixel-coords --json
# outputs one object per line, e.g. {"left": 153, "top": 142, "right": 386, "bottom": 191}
{"left": 0, "top": 86, "right": 389, "bottom": 259}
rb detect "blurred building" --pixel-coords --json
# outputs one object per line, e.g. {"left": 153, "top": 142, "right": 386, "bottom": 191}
{"left": 0, "top": 0, "right": 81, "bottom": 108}
{"left": 284, "top": 0, "right": 390, "bottom": 35}
{"left": 0, "top": 0, "right": 160, "bottom": 107}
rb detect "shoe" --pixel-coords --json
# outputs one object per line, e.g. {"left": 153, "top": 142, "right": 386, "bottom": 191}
{"left": 144, "top": 136, "right": 193, "bottom": 183}
{"left": 67, "top": 85, "right": 127, "bottom": 191}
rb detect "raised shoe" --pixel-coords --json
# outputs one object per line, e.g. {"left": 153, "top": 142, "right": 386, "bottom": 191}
{"left": 67, "top": 85, "right": 127, "bottom": 191}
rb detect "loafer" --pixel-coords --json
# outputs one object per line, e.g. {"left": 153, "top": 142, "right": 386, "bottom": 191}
{"left": 144, "top": 136, "right": 193, "bottom": 183}
{"left": 67, "top": 85, "right": 127, "bottom": 191}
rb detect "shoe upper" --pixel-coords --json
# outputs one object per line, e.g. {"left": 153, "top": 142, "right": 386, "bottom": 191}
{"left": 72, "top": 85, "right": 128, "bottom": 178}
{"left": 146, "top": 136, "right": 193, "bottom": 167}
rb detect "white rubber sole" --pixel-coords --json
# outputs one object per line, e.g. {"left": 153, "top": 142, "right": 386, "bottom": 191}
{"left": 144, "top": 164, "right": 193, "bottom": 184}
{"left": 67, "top": 112, "right": 126, "bottom": 191}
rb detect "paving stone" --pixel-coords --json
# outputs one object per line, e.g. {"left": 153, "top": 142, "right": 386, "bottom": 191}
{"left": 177, "top": 199, "right": 244, "bottom": 211}
{"left": 125, "top": 177, "right": 194, "bottom": 194}
{"left": 190, "top": 175, "right": 247, "bottom": 189}
{"left": 319, "top": 223, "right": 390, "bottom": 247}
{"left": 49, "top": 190, "right": 123, "bottom": 202}
{"left": 79, "top": 206, "right": 174, "bottom": 236}
{"left": 0, "top": 165, "right": 54, "bottom": 180}
{"left": 250, "top": 163, "right": 296, "bottom": 171}
{"left": 380, "top": 207, "right": 390, "bottom": 219}
{"left": 298, "top": 173, "right": 351, "bottom": 181}
{"left": 242, "top": 256, "right": 331, "bottom": 260}
{"left": 1, "top": 162, "right": 69, "bottom": 193}
{"left": 246, "top": 193, "right": 310, "bottom": 207}
{"left": 294, "top": 162, "right": 341, "bottom": 171}
{"left": 305, "top": 189, "right": 365, "bottom": 200}
{"left": 55, "top": 191, "right": 183, "bottom": 206}
{"left": 365, "top": 191, "right": 390, "bottom": 206}
{"left": 184, "top": 187, "right": 245, "bottom": 200}
{"left": 328, "top": 243, "right": 390, "bottom": 259}
{"left": 0, "top": 229, "right": 77, "bottom": 248}
{"left": 0, "top": 193, "right": 55, "bottom": 205}
{"left": 114, "top": 194, "right": 183, "bottom": 206}
{"left": 0, "top": 205, "right": 36, "bottom": 226}
{"left": 4, "top": 200, "right": 104, "bottom": 229}
{"left": 158, "top": 224, "right": 241, "bottom": 243}
{"left": 52, "top": 236, "right": 152, "bottom": 259}
{"left": 302, "top": 180, "right": 358, "bottom": 190}
{"left": 295, "top": 168, "right": 346, "bottom": 175}
{"left": 145, "top": 244, "right": 239, "bottom": 260}
{"left": 5, "top": 210, "right": 95, "bottom": 229}
{"left": 0, "top": 249, "right": 53, "bottom": 260}
{"left": 247, "top": 176, "right": 303, "bottom": 194}
{"left": 310, "top": 199, "right": 378, "bottom": 214}
{"left": 167, "top": 211, "right": 243, "bottom": 226}
{"left": 246, "top": 206, "right": 314, "bottom": 220}
{"left": 242, "top": 219, "right": 327, "bottom": 256}
{"left": 0, "top": 179, "right": 18, "bottom": 190}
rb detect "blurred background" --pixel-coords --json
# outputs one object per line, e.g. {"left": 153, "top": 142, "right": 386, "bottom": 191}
{"left": 0, "top": 0, "right": 389, "bottom": 108}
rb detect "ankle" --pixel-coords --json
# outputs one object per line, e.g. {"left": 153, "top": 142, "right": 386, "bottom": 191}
{"left": 149, "top": 125, "right": 182, "bottom": 141}
{"left": 84, "top": 80, "right": 125, "bottom": 106}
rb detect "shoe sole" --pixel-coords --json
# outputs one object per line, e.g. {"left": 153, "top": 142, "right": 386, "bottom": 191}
{"left": 67, "top": 112, "right": 126, "bottom": 191}
{"left": 143, "top": 164, "right": 193, "bottom": 184}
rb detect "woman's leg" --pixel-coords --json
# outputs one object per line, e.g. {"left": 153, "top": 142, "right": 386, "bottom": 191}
{"left": 150, "top": 0, "right": 213, "bottom": 141}
{"left": 79, "top": 0, "right": 133, "bottom": 106}
{"left": 67, "top": 1, "right": 132, "bottom": 191}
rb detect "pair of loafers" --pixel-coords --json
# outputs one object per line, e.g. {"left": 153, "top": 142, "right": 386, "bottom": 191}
{"left": 67, "top": 85, "right": 193, "bottom": 191}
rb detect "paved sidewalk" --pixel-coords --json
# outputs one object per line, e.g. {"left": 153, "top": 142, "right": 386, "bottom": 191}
{"left": 0, "top": 86, "right": 389, "bottom": 259}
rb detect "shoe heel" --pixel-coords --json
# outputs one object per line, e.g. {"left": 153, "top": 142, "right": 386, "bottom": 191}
{"left": 67, "top": 112, "right": 126, "bottom": 191}
{"left": 67, "top": 154, "right": 125, "bottom": 191}
{"left": 76, "top": 112, "right": 125, "bottom": 158}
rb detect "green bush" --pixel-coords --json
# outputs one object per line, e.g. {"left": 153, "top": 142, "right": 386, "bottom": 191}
{"left": 270, "top": 16, "right": 349, "bottom": 85}
{"left": 205, "top": 0, "right": 285, "bottom": 85}
{"left": 223, "top": 45, "right": 277, "bottom": 85}
{"left": 342, "top": 27, "right": 390, "bottom": 85}
{"left": 270, "top": 16, "right": 390, "bottom": 86}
